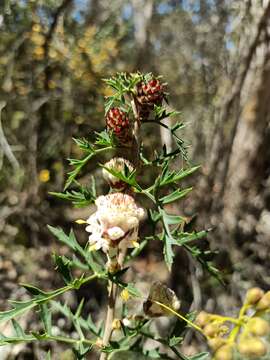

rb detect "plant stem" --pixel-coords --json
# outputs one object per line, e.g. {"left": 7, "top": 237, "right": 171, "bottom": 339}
{"left": 100, "top": 94, "right": 141, "bottom": 360}
{"left": 99, "top": 248, "right": 127, "bottom": 360}
{"left": 100, "top": 281, "right": 118, "bottom": 360}
{"left": 153, "top": 300, "right": 204, "bottom": 334}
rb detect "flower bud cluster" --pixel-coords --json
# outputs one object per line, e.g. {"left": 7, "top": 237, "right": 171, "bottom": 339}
{"left": 196, "top": 312, "right": 232, "bottom": 360}
{"left": 196, "top": 287, "right": 270, "bottom": 360}
{"left": 236, "top": 287, "right": 270, "bottom": 358}
{"left": 245, "top": 287, "right": 270, "bottom": 310}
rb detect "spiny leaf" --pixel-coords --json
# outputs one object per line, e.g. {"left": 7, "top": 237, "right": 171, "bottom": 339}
{"left": 49, "top": 184, "right": 96, "bottom": 207}
{"left": 40, "top": 303, "right": 52, "bottom": 335}
{"left": 101, "top": 165, "right": 142, "bottom": 191}
{"left": 160, "top": 187, "right": 192, "bottom": 204}
{"left": 0, "top": 285, "right": 70, "bottom": 324}
{"left": 159, "top": 165, "right": 200, "bottom": 187}
{"left": 11, "top": 319, "right": 25, "bottom": 338}
{"left": 53, "top": 253, "right": 73, "bottom": 284}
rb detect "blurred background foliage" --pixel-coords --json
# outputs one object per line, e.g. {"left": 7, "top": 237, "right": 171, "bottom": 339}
{"left": 1, "top": 0, "right": 270, "bottom": 358}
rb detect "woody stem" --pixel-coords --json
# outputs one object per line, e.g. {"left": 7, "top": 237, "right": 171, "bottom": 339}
{"left": 99, "top": 250, "right": 127, "bottom": 360}
{"left": 100, "top": 95, "right": 141, "bottom": 360}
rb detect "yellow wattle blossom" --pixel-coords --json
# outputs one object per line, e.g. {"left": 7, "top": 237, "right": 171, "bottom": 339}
{"left": 32, "top": 23, "right": 42, "bottom": 33}
{"left": 39, "top": 169, "right": 50, "bottom": 183}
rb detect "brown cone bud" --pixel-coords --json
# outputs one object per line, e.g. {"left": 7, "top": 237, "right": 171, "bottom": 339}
{"left": 246, "top": 287, "right": 264, "bottom": 305}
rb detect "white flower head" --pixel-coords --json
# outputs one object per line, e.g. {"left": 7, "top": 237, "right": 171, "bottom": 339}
{"left": 85, "top": 193, "right": 144, "bottom": 254}
{"left": 102, "top": 157, "right": 134, "bottom": 189}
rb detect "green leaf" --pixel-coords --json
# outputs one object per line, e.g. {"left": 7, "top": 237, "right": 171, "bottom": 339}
{"left": 73, "top": 137, "right": 94, "bottom": 152}
{"left": 95, "top": 130, "right": 114, "bottom": 147}
{"left": 40, "top": 303, "right": 52, "bottom": 335}
{"left": 163, "top": 233, "right": 174, "bottom": 270}
{"left": 11, "top": 319, "right": 25, "bottom": 338}
{"left": 162, "top": 211, "right": 185, "bottom": 226}
{"left": 31, "top": 331, "right": 47, "bottom": 340}
{"left": 75, "top": 299, "right": 85, "bottom": 318}
{"left": 64, "top": 152, "right": 94, "bottom": 190}
{"left": 168, "top": 336, "right": 182, "bottom": 347}
{"left": 160, "top": 187, "right": 192, "bottom": 204}
{"left": 22, "top": 284, "right": 46, "bottom": 296}
{"left": 52, "top": 300, "right": 100, "bottom": 337}
{"left": 159, "top": 165, "right": 200, "bottom": 187}
{"left": 49, "top": 183, "right": 96, "bottom": 207}
{"left": 0, "top": 282, "right": 75, "bottom": 325}
{"left": 125, "top": 283, "right": 141, "bottom": 298}
{"left": 172, "top": 230, "right": 210, "bottom": 246}
{"left": 53, "top": 253, "right": 73, "bottom": 284}
{"left": 101, "top": 164, "right": 142, "bottom": 191}
{"left": 0, "top": 300, "right": 36, "bottom": 324}
{"left": 189, "top": 353, "right": 209, "bottom": 360}
{"left": 47, "top": 225, "right": 77, "bottom": 251}
{"left": 48, "top": 226, "right": 101, "bottom": 274}
{"left": 46, "top": 351, "right": 52, "bottom": 360}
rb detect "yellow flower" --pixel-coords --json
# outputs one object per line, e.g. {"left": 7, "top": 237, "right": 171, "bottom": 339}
{"left": 120, "top": 289, "right": 130, "bottom": 302}
{"left": 75, "top": 219, "right": 87, "bottom": 224}
{"left": 32, "top": 24, "right": 42, "bottom": 33}
{"left": 112, "top": 319, "right": 121, "bottom": 330}
{"left": 39, "top": 169, "right": 50, "bottom": 183}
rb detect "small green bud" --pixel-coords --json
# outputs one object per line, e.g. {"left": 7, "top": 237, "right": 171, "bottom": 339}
{"left": 245, "top": 287, "right": 264, "bottom": 305}
{"left": 248, "top": 317, "right": 270, "bottom": 336}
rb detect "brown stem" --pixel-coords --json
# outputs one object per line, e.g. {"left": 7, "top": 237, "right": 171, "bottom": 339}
{"left": 99, "top": 281, "right": 117, "bottom": 360}
{"left": 99, "top": 248, "right": 127, "bottom": 360}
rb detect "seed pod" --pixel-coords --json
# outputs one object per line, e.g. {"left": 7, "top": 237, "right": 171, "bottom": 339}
{"left": 106, "top": 108, "right": 129, "bottom": 133}
{"left": 215, "top": 345, "right": 233, "bottom": 360}
{"left": 143, "top": 281, "right": 180, "bottom": 317}
{"left": 245, "top": 287, "right": 264, "bottom": 305}
{"left": 136, "top": 77, "right": 166, "bottom": 120}
{"left": 106, "top": 108, "right": 131, "bottom": 144}
{"left": 248, "top": 317, "right": 270, "bottom": 336}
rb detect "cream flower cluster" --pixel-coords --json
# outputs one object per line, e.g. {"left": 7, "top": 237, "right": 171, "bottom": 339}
{"left": 102, "top": 157, "right": 134, "bottom": 189}
{"left": 86, "top": 193, "right": 144, "bottom": 253}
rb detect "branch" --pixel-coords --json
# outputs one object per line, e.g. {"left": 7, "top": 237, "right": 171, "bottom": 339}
{"left": 0, "top": 101, "right": 19, "bottom": 171}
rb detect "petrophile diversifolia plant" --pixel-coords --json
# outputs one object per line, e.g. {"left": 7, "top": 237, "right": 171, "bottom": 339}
{"left": 0, "top": 72, "right": 269, "bottom": 360}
